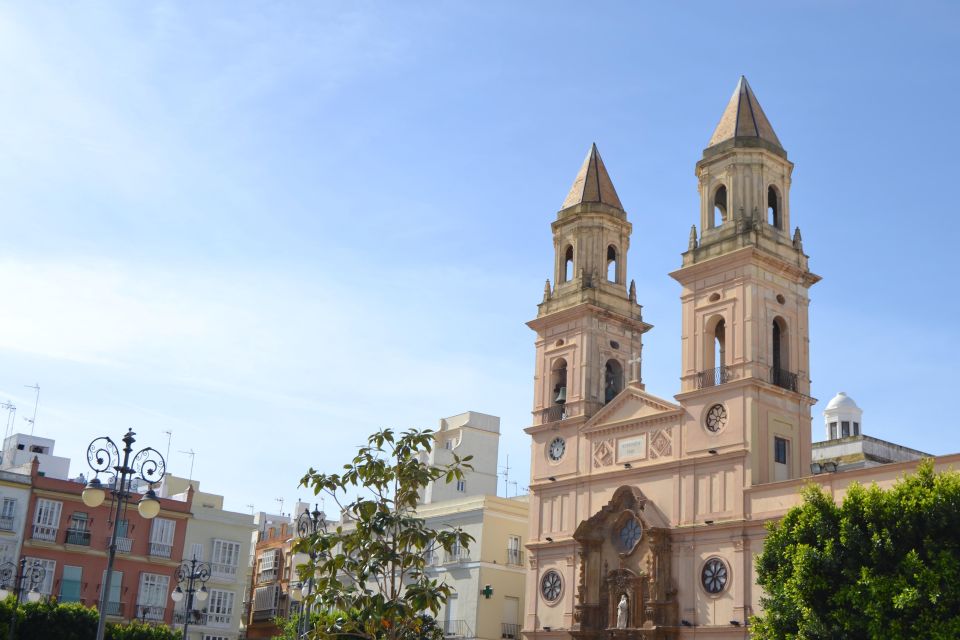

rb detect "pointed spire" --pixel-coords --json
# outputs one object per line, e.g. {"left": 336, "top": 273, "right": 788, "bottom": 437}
{"left": 688, "top": 225, "right": 698, "bottom": 250}
{"left": 543, "top": 279, "right": 552, "bottom": 302}
{"left": 707, "top": 76, "right": 783, "bottom": 151}
{"left": 561, "top": 143, "right": 624, "bottom": 211}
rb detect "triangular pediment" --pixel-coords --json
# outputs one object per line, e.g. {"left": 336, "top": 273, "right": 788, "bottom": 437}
{"left": 582, "top": 384, "right": 682, "bottom": 433}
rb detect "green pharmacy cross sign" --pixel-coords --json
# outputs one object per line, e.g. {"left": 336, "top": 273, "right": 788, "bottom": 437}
{"left": 482, "top": 584, "right": 494, "bottom": 599}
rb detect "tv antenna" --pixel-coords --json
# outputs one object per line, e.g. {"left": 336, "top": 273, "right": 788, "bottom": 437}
{"left": 23, "top": 384, "right": 39, "bottom": 435}
{"left": 275, "top": 497, "right": 285, "bottom": 516}
{"left": 163, "top": 430, "right": 173, "bottom": 468}
{"left": 1, "top": 401, "right": 16, "bottom": 442}
{"left": 178, "top": 449, "right": 196, "bottom": 484}
{"left": 499, "top": 454, "right": 511, "bottom": 497}
{"left": 246, "top": 504, "right": 255, "bottom": 515}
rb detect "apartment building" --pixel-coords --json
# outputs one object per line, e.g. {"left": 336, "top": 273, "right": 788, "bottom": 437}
{"left": 161, "top": 475, "right": 256, "bottom": 640}
{"left": 20, "top": 456, "right": 192, "bottom": 625}
{"left": 246, "top": 511, "right": 296, "bottom": 639}
{"left": 0, "top": 468, "right": 30, "bottom": 566}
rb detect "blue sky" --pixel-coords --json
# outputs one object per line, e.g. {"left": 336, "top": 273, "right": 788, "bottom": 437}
{"left": 0, "top": 2, "right": 957, "bottom": 514}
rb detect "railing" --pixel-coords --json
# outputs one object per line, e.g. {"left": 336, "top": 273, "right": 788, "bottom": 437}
{"left": 540, "top": 404, "right": 567, "bottom": 424}
{"left": 0, "top": 515, "right": 14, "bottom": 531}
{"left": 442, "top": 620, "right": 472, "bottom": 637}
{"left": 149, "top": 542, "right": 172, "bottom": 558}
{"left": 695, "top": 365, "right": 730, "bottom": 389}
{"left": 769, "top": 366, "right": 798, "bottom": 392}
{"left": 207, "top": 612, "right": 232, "bottom": 628}
{"left": 173, "top": 608, "right": 207, "bottom": 625}
{"left": 506, "top": 548, "right": 523, "bottom": 566}
{"left": 211, "top": 562, "right": 238, "bottom": 580}
{"left": 443, "top": 550, "right": 470, "bottom": 564}
{"left": 114, "top": 537, "right": 134, "bottom": 553}
{"left": 65, "top": 528, "right": 91, "bottom": 546}
{"left": 251, "top": 607, "right": 276, "bottom": 622}
{"left": 32, "top": 524, "right": 57, "bottom": 541}
{"left": 502, "top": 623, "right": 521, "bottom": 639}
{"left": 257, "top": 568, "right": 278, "bottom": 582}
{"left": 136, "top": 605, "right": 165, "bottom": 621}
{"left": 103, "top": 601, "right": 125, "bottom": 617}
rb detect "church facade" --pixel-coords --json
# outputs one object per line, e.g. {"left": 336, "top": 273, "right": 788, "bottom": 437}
{"left": 523, "top": 77, "right": 824, "bottom": 638}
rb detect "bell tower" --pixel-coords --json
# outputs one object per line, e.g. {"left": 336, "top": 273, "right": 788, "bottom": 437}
{"left": 528, "top": 144, "right": 652, "bottom": 433}
{"left": 671, "top": 77, "right": 821, "bottom": 485}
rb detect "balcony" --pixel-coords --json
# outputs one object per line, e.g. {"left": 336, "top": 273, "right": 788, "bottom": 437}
{"left": 65, "top": 528, "right": 91, "bottom": 546}
{"left": 443, "top": 550, "right": 470, "bottom": 564}
{"left": 251, "top": 607, "right": 276, "bottom": 622}
{"left": 0, "top": 515, "right": 14, "bottom": 531}
{"left": 442, "top": 620, "right": 472, "bottom": 638}
{"left": 211, "top": 562, "right": 238, "bottom": 580}
{"left": 502, "top": 623, "right": 521, "bottom": 639}
{"left": 540, "top": 404, "right": 567, "bottom": 424}
{"left": 695, "top": 365, "right": 730, "bottom": 389}
{"left": 769, "top": 367, "right": 798, "bottom": 392}
{"left": 114, "top": 537, "right": 134, "bottom": 553}
{"left": 102, "top": 601, "right": 125, "bottom": 617}
{"left": 173, "top": 608, "right": 207, "bottom": 625}
{"left": 32, "top": 524, "right": 57, "bottom": 541}
{"left": 136, "top": 605, "right": 166, "bottom": 622}
{"left": 506, "top": 548, "right": 523, "bottom": 566}
{"left": 256, "top": 568, "right": 278, "bottom": 583}
{"left": 149, "top": 542, "right": 172, "bottom": 558}
{"left": 208, "top": 612, "right": 232, "bottom": 628}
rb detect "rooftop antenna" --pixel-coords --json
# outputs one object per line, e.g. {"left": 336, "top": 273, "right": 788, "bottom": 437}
{"left": 178, "top": 449, "right": 195, "bottom": 484}
{"left": 275, "top": 497, "right": 285, "bottom": 516}
{"left": 499, "top": 454, "right": 511, "bottom": 497}
{"left": 1, "top": 401, "right": 15, "bottom": 442}
{"left": 246, "top": 504, "right": 255, "bottom": 515}
{"left": 509, "top": 481, "right": 519, "bottom": 497}
{"left": 23, "top": 384, "right": 39, "bottom": 435}
{"left": 163, "top": 431, "right": 173, "bottom": 470}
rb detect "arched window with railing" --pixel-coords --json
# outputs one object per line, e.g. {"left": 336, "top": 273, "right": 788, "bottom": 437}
{"left": 563, "top": 245, "right": 574, "bottom": 282}
{"left": 606, "top": 245, "right": 619, "bottom": 283}
{"left": 767, "top": 186, "right": 781, "bottom": 229}
{"left": 604, "top": 359, "right": 623, "bottom": 404}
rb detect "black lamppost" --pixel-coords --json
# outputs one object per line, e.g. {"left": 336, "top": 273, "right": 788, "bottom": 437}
{"left": 171, "top": 557, "right": 210, "bottom": 640}
{"left": 82, "top": 429, "right": 166, "bottom": 640}
{"left": 290, "top": 504, "right": 326, "bottom": 637}
{"left": 0, "top": 558, "right": 46, "bottom": 640}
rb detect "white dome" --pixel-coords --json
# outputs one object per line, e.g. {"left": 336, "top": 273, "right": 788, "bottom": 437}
{"left": 825, "top": 391, "right": 859, "bottom": 411}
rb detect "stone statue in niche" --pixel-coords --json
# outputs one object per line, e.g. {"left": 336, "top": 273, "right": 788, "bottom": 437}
{"left": 616, "top": 594, "right": 628, "bottom": 629}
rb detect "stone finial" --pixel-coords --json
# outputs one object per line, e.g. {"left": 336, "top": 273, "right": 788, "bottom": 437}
{"left": 688, "top": 225, "right": 698, "bottom": 250}
{"left": 543, "top": 279, "right": 552, "bottom": 301}
{"left": 629, "top": 279, "right": 637, "bottom": 303}
{"left": 793, "top": 227, "right": 803, "bottom": 250}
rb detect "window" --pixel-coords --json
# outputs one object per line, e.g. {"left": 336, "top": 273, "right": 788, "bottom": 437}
{"left": 0, "top": 498, "right": 15, "bottom": 531}
{"left": 211, "top": 540, "right": 241, "bottom": 578}
{"left": 829, "top": 422, "right": 838, "bottom": 439}
{"left": 33, "top": 499, "right": 62, "bottom": 541}
{"left": 137, "top": 572, "right": 169, "bottom": 620}
{"left": 445, "top": 439, "right": 453, "bottom": 450}
{"left": 101, "top": 569, "right": 123, "bottom": 612}
{"left": 551, "top": 359, "right": 568, "bottom": 408}
{"left": 66, "top": 512, "right": 90, "bottom": 545}
{"left": 252, "top": 585, "right": 279, "bottom": 619}
{"left": 204, "top": 636, "right": 230, "bottom": 640}
{"left": 257, "top": 549, "right": 280, "bottom": 582}
{"left": 190, "top": 542, "right": 204, "bottom": 561}
{"left": 563, "top": 245, "right": 574, "bottom": 282}
{"left": 0, "top": 543, "right": 13, "bottom": 563}
{"left": 60, "top": 565, "right": 82, "bottom": 602}
{"left": 604, "top": 359, "right": 623, "bottom": 404}
{"left": 207, "top": 589, "right": 235, "bottom": 627}
{"left": 712, "top": 185, "right": 727, "bottom": 228}
{"left": 841, "top": 421, "right": 850, "bottom": 437}
{"left": 774, "top": 437, "right": 788, "bottom": 465}
{"left": 456, "top": 480, "right": 465, "bottom": 492}
{"left": 767, "top": 186, "right": 781, "bottom": 228}
{"left": 149, "top": 518, "right": 175, "bottom": 557}
{"left": 540, "top": 570, "right": 562, "bottom": 602}
{"left": 507, "top": 535, "right": 522, "bottom": 565}
{"left": 853, "top": 421, "right": 860, "bottom": 435}
{"left": 26, "top": 557, "right": 56, "bottom": 595}
{"left": 701, "top": 558, "right": 729, "bottom": 594}
{"left": 606, "top": 245, "right": 618, "bottom": 283}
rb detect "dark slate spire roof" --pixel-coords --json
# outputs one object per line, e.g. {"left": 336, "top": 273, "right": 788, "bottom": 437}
{"left": 561, "top": 143, "right": 624, "bottom": 211}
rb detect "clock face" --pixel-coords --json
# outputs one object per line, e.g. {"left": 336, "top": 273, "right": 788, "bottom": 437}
{"left": 540, "top": 570, "right": 562, "bottom": 602}
{"left": 705, "top": 404, "right": 727, "bottom": 433}
{"left": 701, "top": 558, "right": 728, "bottom": 594}
{"left": 548, "top": 437, "right": 566, "bottom": 461}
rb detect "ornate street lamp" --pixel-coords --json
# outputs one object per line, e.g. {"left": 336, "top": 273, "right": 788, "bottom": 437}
{"left": 171, "top": 557, "right": 210, "bottom": 640}
{"left": 0, "top": 558, "right": 47, "bottom": 640}
{"left": 293, "top": 504, "right": 327, "bottom": 637}
{"left": 82, "top": 429, "right": 166, "bottom": 640}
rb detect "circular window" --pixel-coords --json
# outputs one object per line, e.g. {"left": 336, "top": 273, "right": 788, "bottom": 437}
{"left": 618, "top": 518, "right": 642, "bottom": 551}
{"left": 555, "top": 339, "right": 565, "bottom": 347}
{"left": 610, "top": 340, "right": 620, "bottom": 350}
{"left": 776, "top": 294, "right": 786, "bottom": 305}
{"left": 540, "top": 570, "right": 562, "bottom": 602}
{"left": 701, "top": 557, "right": 729, "bottom": 594}
{"left": 704, "top": 404, "right": 727, "bottom": 433}
{"left": 709, "top": 292, "right": 721, "bottom": 302}
{"left": 548, "top": 437, "right": 566, "bottom": 462}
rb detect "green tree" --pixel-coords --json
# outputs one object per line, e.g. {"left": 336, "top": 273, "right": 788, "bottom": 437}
{"left": 0, "top": 598, "right": 180, "bottom": 640}
{"left": 753, "top": 460, "right": 960, "bottom": 640}
{"left": 297, "top": 428, "right": 473, "bottom": 640}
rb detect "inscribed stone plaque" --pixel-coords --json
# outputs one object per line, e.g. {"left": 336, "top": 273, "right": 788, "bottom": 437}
{"left": 617, "top": 434, "right": 647, "bottom": 462}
